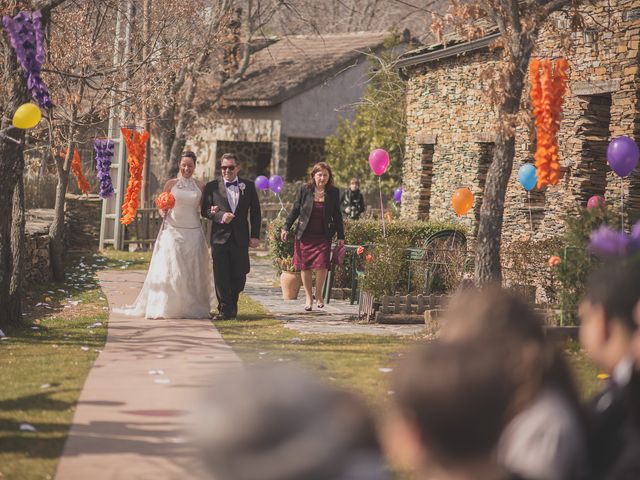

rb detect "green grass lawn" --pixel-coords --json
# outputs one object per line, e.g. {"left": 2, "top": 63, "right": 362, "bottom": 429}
{"left": 0, "top": 251, "right": 150, "bottom": 480}
{"left": 0, "top": 250, "right": 603, "bottom": 479}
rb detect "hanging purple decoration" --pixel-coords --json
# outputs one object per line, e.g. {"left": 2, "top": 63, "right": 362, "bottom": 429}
{"left": 2, "top": 10, "right": 53, "bottom": 109}
{"left": 94, "top": 139, "right": 115, "bottom": 199}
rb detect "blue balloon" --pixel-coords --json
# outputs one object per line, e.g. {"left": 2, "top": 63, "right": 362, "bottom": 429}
{"left": 255, "top": 175, "right": 269, "bottom": 190}
{"left": 518, "top": 164, "right": 537, "bottom": 191}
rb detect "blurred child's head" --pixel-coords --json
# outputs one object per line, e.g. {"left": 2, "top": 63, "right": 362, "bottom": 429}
{"left": 385, "top": 341, "right": 513, "bottom": 476}
{"left": 350, "top": 178, "right": 361, "bottom": 191}
{"left": 579, "top": 260, "right": 640, "bottom": 372}
{"left": 195, "top": 364, "right": 387, "bottom": 480}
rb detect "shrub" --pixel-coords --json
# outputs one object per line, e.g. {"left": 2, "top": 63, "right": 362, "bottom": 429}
{"left": 267, "top": 217, "right": 296, "bottom": 275}
{"left": 554, "top": 205, "right": 616, "bottom": 324}
{"left": 341, "top": 219, "right": 467, "bottom": 298}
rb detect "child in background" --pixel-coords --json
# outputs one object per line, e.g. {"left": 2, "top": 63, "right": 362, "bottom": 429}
{"left": 579, "top": 260, "right": 640, "bottom": 479}
{"left": 341, "top": 178, "right": 365, "bottom": 220}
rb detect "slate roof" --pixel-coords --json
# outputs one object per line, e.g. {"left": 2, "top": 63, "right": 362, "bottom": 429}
{"left": 222, "top": 31, "right": 392, "bottom": 107}
{"left": 397, "top": 20, "right": 499, "bottom": 68}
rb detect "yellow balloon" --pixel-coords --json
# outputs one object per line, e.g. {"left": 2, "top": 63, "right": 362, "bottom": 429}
{"left": 452, "top": 187, "right": 474, "bottom": 216}
{"left": 12, "top": 103, "right": 42, "bottom": 129}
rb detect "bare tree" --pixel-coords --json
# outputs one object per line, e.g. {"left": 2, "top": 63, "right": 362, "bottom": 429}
{"left": 0, "top": 0, "right": 68, "bottom": 328}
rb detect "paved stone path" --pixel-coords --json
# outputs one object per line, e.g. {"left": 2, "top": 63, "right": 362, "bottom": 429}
{"left": 245, "top": 256, "right": 424, "bottom": 336}
{"left": 55, "top": 270, "right": 241, "bottom": 480}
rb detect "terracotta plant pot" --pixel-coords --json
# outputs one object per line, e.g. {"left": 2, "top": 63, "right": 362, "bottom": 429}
{"left": 280, "top": 271, "right": 302, "bottom": 300}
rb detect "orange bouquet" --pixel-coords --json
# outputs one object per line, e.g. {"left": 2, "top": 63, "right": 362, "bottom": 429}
{"left": 155, "top": 191, "right": 176, "bottom": 211}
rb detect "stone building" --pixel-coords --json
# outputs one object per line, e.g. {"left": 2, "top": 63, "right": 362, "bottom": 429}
{"left": 192, "top": 32, "right": 400, "bottom": 180}
{"left": 398, "top": 0, "right": 639, "bottom": 269}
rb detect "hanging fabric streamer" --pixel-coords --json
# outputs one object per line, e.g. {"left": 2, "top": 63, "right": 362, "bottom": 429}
{"left": 120, "top": 127, "right": 149, "bottom": 225}
{"left": 2, "top": 10, "right": 53, "bottom": 109}
{"left": 94, "top": 138, "right": 115, "bottom": 199}
{"left": 61, "top": 148, "right": 91, "bottom": 194}
{"left": 529, "top": 58, "right": 568, "bottom": 188}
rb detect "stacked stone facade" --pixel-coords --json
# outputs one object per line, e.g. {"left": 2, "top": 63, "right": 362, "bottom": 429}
{"left": 401, "top": 0, "right": 640, "bottom": 295}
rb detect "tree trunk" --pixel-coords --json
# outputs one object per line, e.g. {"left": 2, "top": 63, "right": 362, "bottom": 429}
{"left": 0, "top": 34, "right": 28, "bottom": 329}
{"left": 50, "top": 146, "right": 73, "bottom": 282}
{"left": 9, "top": 172, "right": 25, "bottom": 321}
{"left": 474, "top": 40, "right": 535, "bottom": 286}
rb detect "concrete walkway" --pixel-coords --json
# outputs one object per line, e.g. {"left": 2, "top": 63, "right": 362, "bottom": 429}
{"left": 245, "top": 257, "right": 424, "bottom": 336}
{"left": 55, "top": 270, "right": 241, "bottom": 480}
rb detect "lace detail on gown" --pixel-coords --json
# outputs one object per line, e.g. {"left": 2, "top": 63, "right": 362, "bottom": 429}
{"left": 114, "top": 177, "right": 216, "bottom": 319}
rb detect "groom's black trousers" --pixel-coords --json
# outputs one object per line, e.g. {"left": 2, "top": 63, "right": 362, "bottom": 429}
{"left": 212, "top": 235, "right": 248, "bottom": 318}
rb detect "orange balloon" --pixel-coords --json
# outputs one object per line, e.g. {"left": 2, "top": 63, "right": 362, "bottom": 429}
{"left": 452, "top": 188, "right": 474, "bottom": 216}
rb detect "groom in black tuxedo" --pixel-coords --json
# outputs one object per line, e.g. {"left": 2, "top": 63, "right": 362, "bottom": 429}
{"left": 201, "top": 153, "right": 261, "bottom": 320}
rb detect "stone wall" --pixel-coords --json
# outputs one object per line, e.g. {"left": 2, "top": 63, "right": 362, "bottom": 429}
{"left": 24, "top": 209, "right": 54, "bottom": 286}
{"left": 65, "top": 194, "right": 102, "bottom": 251}
{"left": 401, "top": 0, "right": 640, "bottom": 298}
{"left": 215, "top": 140, "right": 272, "bottom": 179}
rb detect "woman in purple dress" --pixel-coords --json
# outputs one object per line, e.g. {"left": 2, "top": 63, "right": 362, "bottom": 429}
{"left": 281, "top": 162, "right": 345, "bottom": 311}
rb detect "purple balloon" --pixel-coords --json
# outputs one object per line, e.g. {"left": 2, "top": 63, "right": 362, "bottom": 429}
{"left": 589, "top": 225, "right": 630, "bottom": 257}
{"left": 393, "top": 187, "right": 403, "bottom": 203}
{"left": 368, "top": 149, "right": 390, "bottom": 176}
{"left": 607, "top": 136, "right": 640, "bottom": 178}
{"left": 269, "top": 175, "right": 284, "bottom": 194}
{"left": 255, "top": 175, "right": 269, "bottom": 190}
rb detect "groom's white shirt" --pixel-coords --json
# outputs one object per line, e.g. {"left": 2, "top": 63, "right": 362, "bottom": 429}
{"left": 224, "top": 176, "right": 240, "bottom": 213}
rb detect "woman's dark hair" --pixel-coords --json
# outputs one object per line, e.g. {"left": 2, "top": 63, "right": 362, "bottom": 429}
{"left": 443, "top": 286, "right": 583, "bottom": 418}
{"left": 180, "top": 151, "right": 197, "bottom": 165}
{"left": 306, "top": 161, "right": 334, "bottom": 190}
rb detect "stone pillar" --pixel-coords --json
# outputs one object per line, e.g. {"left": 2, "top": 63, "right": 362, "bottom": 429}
{"left": 272, "top": 134, "right": 288, "bottom": 178}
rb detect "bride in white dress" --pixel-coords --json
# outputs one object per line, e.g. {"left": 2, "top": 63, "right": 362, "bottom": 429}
{"left": 115, "top": 152, "right": 216, "bottom": 319}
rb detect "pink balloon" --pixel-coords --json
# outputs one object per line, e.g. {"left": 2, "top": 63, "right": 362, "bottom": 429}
{"left": 587, "top": 195, "right": 605, "bottom": 209}
{"left": 368, "top": 149, "right": 390, "bottom": 176}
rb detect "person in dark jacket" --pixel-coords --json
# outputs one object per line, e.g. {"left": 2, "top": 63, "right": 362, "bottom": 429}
{"left": 341, "top": 178, "right": 365, "bottom": 220}
{"left": 579, "top": 260, "right": 640, "bottom": 480}
{"left": 281, "top": 162, "right": 344, "bottom": 312}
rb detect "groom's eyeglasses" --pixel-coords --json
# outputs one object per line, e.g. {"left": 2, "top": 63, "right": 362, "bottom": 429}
{"left": 220, "top": 166, "right": 236, "bottom": 171}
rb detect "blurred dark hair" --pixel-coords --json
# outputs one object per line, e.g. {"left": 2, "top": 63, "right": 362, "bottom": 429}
{"left": 195, "top": 364, "right": 387, "bottom": 480}
{"left": 583, "top": 259, "right": 640, "bottom": 333}
{"left": 180, "top": 151, "right": 197, "bottom": 164}
{"left": 305, "top": 162, "right": 334, "bottom": 190}
{"left": 393, "top": 340, "right": 514, "bottom": 463}
{"left": 442, "top": 286, "right": 583, "bottom": 417}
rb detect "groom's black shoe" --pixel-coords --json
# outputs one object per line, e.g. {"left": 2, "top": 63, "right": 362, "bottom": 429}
{"left": 212, "top": 313, "right": 233, "bottom": 321}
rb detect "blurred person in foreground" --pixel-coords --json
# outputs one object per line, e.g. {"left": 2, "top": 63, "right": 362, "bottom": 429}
{"left": 440, "top": 287, "right": 588, "bottom": 480}
{"left": 579, "top": 260, "right": 640, "bottom": 479}
{"left": 384, "top": 340, "right": 522, "bottom": 480}
{"left": 194, "top": 364, "right": 389, "bottom": 480}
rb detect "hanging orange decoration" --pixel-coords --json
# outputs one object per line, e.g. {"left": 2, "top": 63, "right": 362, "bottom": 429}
{"left": 61, "top": 148, "right": 91, "bottom": 194}
{"left": 529, "top": 58, "right": 569, "bottom": 188}
{"left": 120, "top": 127, "right": 150, "bottom": 225}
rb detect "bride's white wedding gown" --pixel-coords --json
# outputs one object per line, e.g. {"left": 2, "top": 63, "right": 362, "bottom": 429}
{"left": 115, "top": 177, "right": 216, "bottom": 319}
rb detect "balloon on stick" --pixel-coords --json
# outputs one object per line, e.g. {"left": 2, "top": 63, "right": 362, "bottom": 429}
{"left": 255, "top": 175, "right": 269, "bottom": 190}
{"left": 452, "top": 188, "right": 474, "bottom": 216}
{"left": 12, "top": 103, "right": 42, "bottom": 129}
{"left": 269, "top": 175, "right": 284, "bottom": 194}
{"left": 393, "top": 187, "right": 403, "bottom": 204}
{"left": 368, "top": 149, "right": 390, "bottom": 176}
{"left": 607, "top": 136, "right": 639, "bottom": 177}
{"left": 587, "top": 195, "right": 605, "bottom": 209}
{"left": 518, "top": 164, "right": 537, "bottom": 191}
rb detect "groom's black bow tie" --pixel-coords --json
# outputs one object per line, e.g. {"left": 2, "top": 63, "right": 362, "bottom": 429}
{"left": 225, "top": 180, "right": 238, "bottom": 187}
